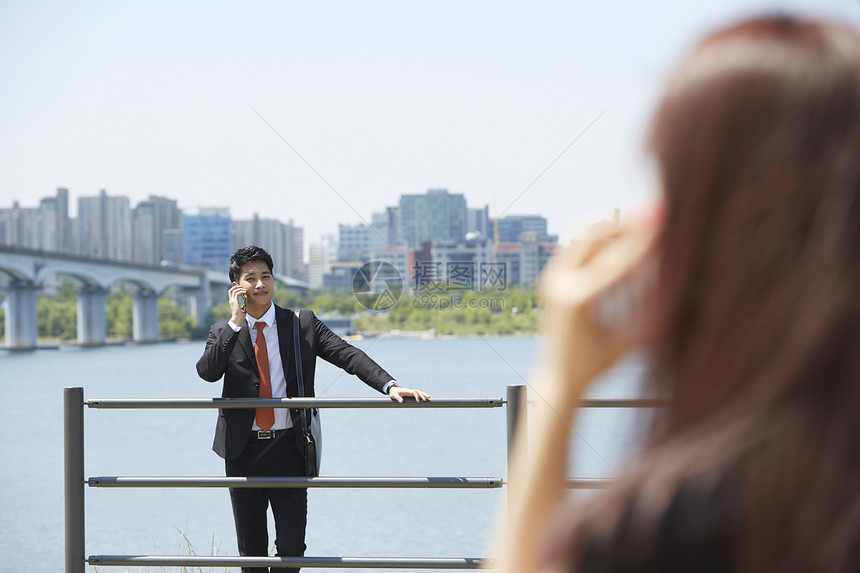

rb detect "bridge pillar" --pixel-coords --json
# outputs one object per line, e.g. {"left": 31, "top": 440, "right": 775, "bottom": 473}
{"left": 77, "top": 286, "right": 107, "bottom": 346}
{"left": 132, "top": 290, "right": 159, "bottom": 343}
{"left": 195, "top": 274, "right": 211, "bottom": 327}
{"left": 4, "top": 279, "right": 39, "bottom": 349}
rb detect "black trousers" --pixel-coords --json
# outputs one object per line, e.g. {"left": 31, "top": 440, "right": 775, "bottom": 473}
{"left": 226, "top": 429, "right": 307, "bottom": 573}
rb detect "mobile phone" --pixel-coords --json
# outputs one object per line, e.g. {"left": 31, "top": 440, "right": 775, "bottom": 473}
{"left": 590, "top": 248, "right": 656, "bottom": 335}
{"left": 237, "top": 293, "right": 247, "bottom": 313}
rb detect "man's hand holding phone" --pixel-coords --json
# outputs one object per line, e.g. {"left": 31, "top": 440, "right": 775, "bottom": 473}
{"left": 229, "top": 284, "right": 248, "bottom": 325}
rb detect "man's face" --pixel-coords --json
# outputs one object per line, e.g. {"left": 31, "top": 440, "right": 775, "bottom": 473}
{"left": 236, "top": 260, "right": 275, "bottom": 316}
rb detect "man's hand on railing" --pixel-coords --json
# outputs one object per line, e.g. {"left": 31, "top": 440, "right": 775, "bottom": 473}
{"left": 388, "top": 386, "right": 431, "bottom": 403}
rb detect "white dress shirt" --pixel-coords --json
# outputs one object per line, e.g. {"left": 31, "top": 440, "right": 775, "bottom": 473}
{"left": 229, "top": 305, "right": 399, "bottom": 427}
{"left": 229, "top": 304, "right": 291, "bottom": 430}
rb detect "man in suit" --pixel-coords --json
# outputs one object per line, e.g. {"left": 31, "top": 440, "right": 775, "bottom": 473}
{"left": 196, "top": 246, "right": 429, "bottom": 573}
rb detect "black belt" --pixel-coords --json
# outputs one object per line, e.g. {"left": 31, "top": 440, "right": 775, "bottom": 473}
{"left": 250, "top": 428, "right": 294, "bottom": 440}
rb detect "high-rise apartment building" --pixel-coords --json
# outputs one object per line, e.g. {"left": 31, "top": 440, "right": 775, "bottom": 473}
{"left": 231, "top": 219, "right": 256, "bottom": 254}
{"left": 76, "top": 192, "right": 103, "bottom": 258}
{"left": 399, "top": 189, "right": 467, "bottom": 248}
{"left": 105, "top": 194, "right": 132, "bottom": 261}
{"left": 78, "top": 189, "right": 131, "bottom": 261}
{"left": 231, "top": 215, "right": 305, "bottom": 279}
{"left": 132, "top": 202, "right": 158, "bottom": 265}
{"left": 131, "top": 195, "right": 181, "bottom": 266}
{"left": 0, "top": 190, "right": 313, "bottom": 280}
{"left": 0, "top": 202, "right": 41, "bottom": 250}
{"left": 0, "top": 188, "right": 69, "bottom": 253}
{"left": 0, "top": 209, "right": 9, "bottom": 247}
{"left": 38, "top": 188, "right": 71, "bottom": 253}
{"left": 40, "top": 197, "right": 61, "bottom": 252}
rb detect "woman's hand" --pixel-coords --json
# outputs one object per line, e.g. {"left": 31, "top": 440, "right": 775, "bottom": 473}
{"left": 537, "top": 221, "right": 657, "bottom": 413}
{"left": 486, "top": 220, "right": 657, "bottom": 573}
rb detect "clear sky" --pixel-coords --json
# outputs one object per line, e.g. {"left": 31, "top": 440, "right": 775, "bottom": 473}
{"left": 2, "top": 1, "right": 859, "bottom": 248}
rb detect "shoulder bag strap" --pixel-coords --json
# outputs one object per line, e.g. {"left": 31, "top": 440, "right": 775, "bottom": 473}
{"left": 293, "top": 309, "right": 309, "bottom": 429}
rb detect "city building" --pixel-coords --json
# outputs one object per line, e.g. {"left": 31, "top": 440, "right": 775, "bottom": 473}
{"left": 308, "top": 234, "right": 337, "bottom": 290}
{"left": 495, "top": 214, "right": 553, "bottom": 244}
{"left": 494, "top": 242, "right": 521, "bottom": 288}
{"left": 132, "top": 201, "right": 158, "bottom": 265}
{"left": 428, "top": 237, "right": 496, "bottom": 291}
{"left": 0, "top": 189, "right": 70, "bottom": 252}
{"left": 337, "top": 222, "right": 388, "bottom": 262}
{"left": 286, "top": 221, "right": 305, "bottom": 279}
{"left": 162, "top": 228, "right": 183, "bottom": 266}
{"left": 0, "top": 208, "right": 9, "bottom": 247}
{"left": 410, "top": 241, "right": 435, "bottom": 288}
{"left": 131, "top": 196, "right": 181, "bottom": 266}
{"left": 371, "top": 245, "right": 413, "bottom": 289}
{"left": 78, "top": 189, "right": 132, "bottom": 261}
{"left": 232, "top": 215, "right": 305, "bottom": 279}
{"left": 323, "top": 261, "right": 363, "bottom": 291}
{"left": 374, "top": 206, "right": 401, "bottom": 245}
{"left": 467, "top": 205, "right": 491, "bottom": 239}
{"left": 399, "top": 189, "right": 467, "bottom": 248}
{"left": 493, "top": 232, "right": 559, "bottom": 289}
{"left": 182, "top": 207, "right": 231, "bottom": 271}
{"left": 39, "top": 198, "right": 61, "bottom": 253}
{"left": 0, "top": 201, "right": 41, "bottom": 250}
{"left": 40, "top": 188, "right": 71, "bottom": 253}
{"left": 518, "top": 231, "right": 541, "bottom": 289}
{"left": 0, "top": 186, "right": 562, "bottom": 294}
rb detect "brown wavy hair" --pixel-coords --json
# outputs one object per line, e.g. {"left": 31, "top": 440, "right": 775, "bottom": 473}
{"left": 566, "top": 15, "right": 860, "bottom": 572}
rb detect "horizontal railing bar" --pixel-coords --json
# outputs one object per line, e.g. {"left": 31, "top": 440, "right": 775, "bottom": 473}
{"left": 565, "top": 478, "right": 614, "bottom": 489}
{"left": 87, "top": 476, "right": 503, "bottom": 488}
{"left": 578, "top": 398, "right": 669, "bottom": 408}
{"left": 87, "top": 555, "right": 487, "bottom": 569}
{"left": 84, "top": 476, "right": 609, "bottom": 489}
{"left": 86, "top": 397, "right": 503, "bottom": 409}
{"left": 84, "top": 396, "right": 666, "bottom": 409}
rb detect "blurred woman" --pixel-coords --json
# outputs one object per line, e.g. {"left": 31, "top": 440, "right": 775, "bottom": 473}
{"left": 492, "top": 15, "right": 860, "bottom": 573}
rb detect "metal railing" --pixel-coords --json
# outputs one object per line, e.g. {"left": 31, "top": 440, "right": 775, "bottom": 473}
{"left": 64, "top": 385, "right": 664, "bottom": 571}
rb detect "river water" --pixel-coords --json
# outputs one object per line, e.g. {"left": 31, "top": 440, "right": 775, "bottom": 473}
{"left": 0, "top": 336, "right": 649, "bottom": 572}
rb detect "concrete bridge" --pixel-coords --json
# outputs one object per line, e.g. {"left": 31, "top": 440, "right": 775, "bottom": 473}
{"left": 0, "top": 247, "right": 308, "bottom": 349}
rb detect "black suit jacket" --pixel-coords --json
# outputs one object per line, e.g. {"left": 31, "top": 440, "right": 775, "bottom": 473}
{"left": 196, "top": 305, "right": 394, "bottom": 460}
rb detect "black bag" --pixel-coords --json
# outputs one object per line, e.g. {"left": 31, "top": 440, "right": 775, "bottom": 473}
{"left": 293, "top": 309, "right": 322, "bottom": 477}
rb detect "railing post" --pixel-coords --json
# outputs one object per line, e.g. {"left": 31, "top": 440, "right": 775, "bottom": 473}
{"left": 506, "top": 384, "right": 527, "bottom": 528}
{"left": 505, "top": 385, "right": 527, "bottom": 456}
{"left": 65, "top": 387, "right": 85, "bottom": 573}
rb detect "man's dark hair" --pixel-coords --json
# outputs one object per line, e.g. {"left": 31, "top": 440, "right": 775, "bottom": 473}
{"left": 229, "top": 246, "right": 274, "bottom": 283}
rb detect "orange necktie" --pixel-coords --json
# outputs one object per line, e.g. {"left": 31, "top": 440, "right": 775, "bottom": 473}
{"left": 254, "top": 321, "right": 274, "bottom": 431}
